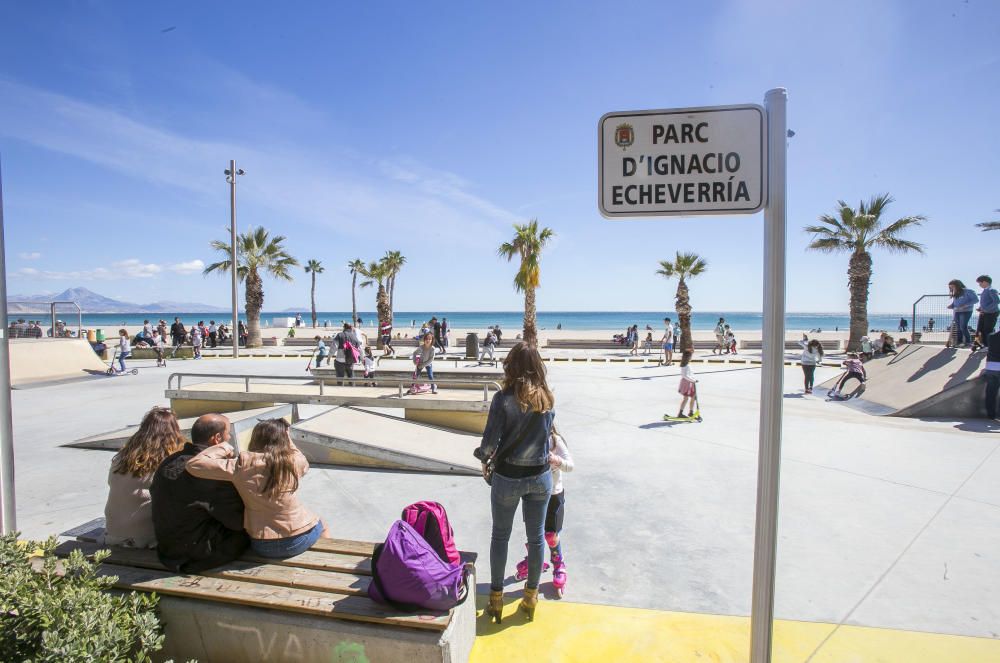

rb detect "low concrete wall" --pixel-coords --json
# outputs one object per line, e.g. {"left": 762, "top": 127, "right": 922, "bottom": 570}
{"left": 153, "top": 592, "right": 476, "bottom": 663}
{"left": 405, "top": 409, "right": 487, "bottom": 434}
{"left": 170, "top": 398, "right": 277, "bottom": 419}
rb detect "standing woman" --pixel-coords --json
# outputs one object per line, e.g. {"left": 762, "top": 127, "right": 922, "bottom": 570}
{"left": 103, "top": 407, "right": 185, "bottom": 547}
{"left": 474, "top": 342, "right": 555, "bottom": 623}
{"left": 799, "top": 334, "right": 824, "bottom": 394}
{"left": 186, "top": 418, "right": 328, "bottom": 558}
{"left": 946, "top": 279, "right": 978, "bottom": 348}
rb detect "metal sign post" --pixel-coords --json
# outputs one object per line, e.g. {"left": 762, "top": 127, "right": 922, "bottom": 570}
{"left": 749, "top": 87, "right": 787, "bottom": 663}
{"left": 599, "top": 88, "right": 788, "bottom": 663}
{"left": 0, "top": 156, "right": 16, "bottom": 534}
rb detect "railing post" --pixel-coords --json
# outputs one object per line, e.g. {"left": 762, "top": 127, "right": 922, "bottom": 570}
{"left": 244, "top": 377, "right": 250, "bottom": 392}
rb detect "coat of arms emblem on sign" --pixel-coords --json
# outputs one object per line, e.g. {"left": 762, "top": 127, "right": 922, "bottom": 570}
{"left": 614, "top": 123, "right": 634, "bottom": 150}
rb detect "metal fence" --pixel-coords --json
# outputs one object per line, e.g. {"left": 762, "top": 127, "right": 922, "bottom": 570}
{"left": 910, "top": 294, "right": 977, "bottom": 345}
{"left": 4, "top": 301, "right": 83, "bottom": 339}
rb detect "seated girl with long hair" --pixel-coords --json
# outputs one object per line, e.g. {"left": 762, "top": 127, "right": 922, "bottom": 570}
{"left": 186, "top": 418, "right": 327, "bottom": 558}
{"left": 103, "top": 407, "right": 186, "bottom": 548}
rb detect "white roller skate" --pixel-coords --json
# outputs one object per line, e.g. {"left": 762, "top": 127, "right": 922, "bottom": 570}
{"left": 514, "top": 544, "right": 549, "bottom": 582}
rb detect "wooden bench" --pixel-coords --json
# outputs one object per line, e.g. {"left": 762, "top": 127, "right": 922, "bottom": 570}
{"left": 56, "top": 521, "right": 476, "bottom": 663}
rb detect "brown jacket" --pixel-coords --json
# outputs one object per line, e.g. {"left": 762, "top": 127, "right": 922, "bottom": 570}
{"left": 185, "top": 444, "right": 319, "bottom": 540}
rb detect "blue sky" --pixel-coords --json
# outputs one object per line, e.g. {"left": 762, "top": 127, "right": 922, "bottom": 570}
{"left": 1, "top": 1, "right": 998, "bottom": 313}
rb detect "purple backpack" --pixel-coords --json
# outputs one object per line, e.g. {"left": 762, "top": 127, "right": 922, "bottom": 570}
{"left": 368, "top": 520, "right": 469, "bottom": 612}
{"left": 401, "top": 501, "right": 461, "bottom": 567}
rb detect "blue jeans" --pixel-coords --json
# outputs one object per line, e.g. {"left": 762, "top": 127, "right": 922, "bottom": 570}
{"left": 250, "top": 520, "right": 324, "bottom": 558}
{"left": 418, "top": 364, "right": 436, "bottom": 389}
{"left": 490, "top": 469, "right": 552, "bottom": 591}
{"left": 954, "top": 311, "right": 973, "bottom": 345}
{"left": 118, "top": 353, "right": 128, "bottom": 372}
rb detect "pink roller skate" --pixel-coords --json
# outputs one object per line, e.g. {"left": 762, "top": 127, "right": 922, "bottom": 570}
{"left": 551, "top": 553, "right": 567, "bottom": 598}
{"left": 514, "top": 544, "right": 549, "bottom": 582}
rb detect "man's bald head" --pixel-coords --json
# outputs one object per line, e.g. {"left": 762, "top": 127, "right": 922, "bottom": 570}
{"left": 191, "top": 414, "right": 231, "bottom": 446}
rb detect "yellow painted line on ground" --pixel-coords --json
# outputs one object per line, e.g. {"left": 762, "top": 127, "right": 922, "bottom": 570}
{"left": 470, "top": 597, "right": 1000, "bottom": 663}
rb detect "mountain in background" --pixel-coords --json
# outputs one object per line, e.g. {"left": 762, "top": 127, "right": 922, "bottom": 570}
{"left": 6, "top": 287, "right": 225, "bottom": 314}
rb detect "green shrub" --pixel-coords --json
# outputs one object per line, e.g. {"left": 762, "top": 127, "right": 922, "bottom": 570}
{"left": 0, "top": 532, "right": 165, "bottom": 662}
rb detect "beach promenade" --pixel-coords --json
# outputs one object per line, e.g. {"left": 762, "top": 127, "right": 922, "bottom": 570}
{"left": 10, "top": 351, "right": 999, "bottom": 661}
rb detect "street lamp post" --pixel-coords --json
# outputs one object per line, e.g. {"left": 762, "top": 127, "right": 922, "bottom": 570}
{"left": 0, "top": 157, "right": 15, "bottom": 533}
{"left": 224, "top": 161, "right": 244, "bottom": 359}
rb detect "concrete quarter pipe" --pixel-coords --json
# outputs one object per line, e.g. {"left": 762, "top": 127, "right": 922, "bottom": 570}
{"left": 820, "top": 344, "right": 988, "bottom": 418}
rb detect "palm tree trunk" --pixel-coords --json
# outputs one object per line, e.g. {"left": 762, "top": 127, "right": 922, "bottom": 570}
{"left": 675, "top": 279, "right": 693, "bottom": 353}
{"left": 388, "top": 275, "right": 395, "bottom": 323}
{"left": 310, "top": 273, "right": 317, "bottom": 328}
{"left": 376, "top": 285, "right": 390, "bottom": 329}
{"left": 245, "top": 268, "right": 264, "bottom": 348}
{"left": 523, "top": 287, "right": 537, "bottom": 346}
{"left": 847, "top": 251, "right": 872, "bottom": 352}
{"left": 351, "top": 274, "right": 358, "bottom": 330}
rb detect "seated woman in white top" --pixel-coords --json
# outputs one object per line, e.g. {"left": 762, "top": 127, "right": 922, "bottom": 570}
{"left": 102, "top": 407, "right": 185, "bottom": 548}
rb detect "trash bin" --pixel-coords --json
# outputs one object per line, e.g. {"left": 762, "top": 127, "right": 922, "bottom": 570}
{"left": 465, "top": 333, "right": 479, "bottom": 359}
{"left": 95, "top": 329, "right": 105, "bottom": 342}
{"left": 86, "top": 329, "right": 96, "bottom": 343}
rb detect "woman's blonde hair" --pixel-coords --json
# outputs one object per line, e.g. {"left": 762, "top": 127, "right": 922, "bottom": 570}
{"left": 247, "top": 418, "right": 299, "bottom": 499}
{"left": 111, "top": 407, "right": 185, "bottom": 477}
{"left": 502, "top": 342, "right": 554, "bottom": 413}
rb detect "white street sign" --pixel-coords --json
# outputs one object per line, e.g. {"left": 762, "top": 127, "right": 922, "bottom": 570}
{"left": 598, "top": 104, "right": 767, "bottom": 218}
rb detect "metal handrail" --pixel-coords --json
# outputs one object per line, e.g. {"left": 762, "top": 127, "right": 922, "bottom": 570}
{"left": 166, "top": 372, "right": 502, "bottom": 401}
{"left": 374, "top": 355, "right": 500, "bottom": 368}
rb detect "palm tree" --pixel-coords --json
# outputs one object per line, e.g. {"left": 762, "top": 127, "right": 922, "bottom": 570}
{"left": 347, "top": 259, "right": 366, "bottom": 328}
{"left": 204, "top": 226, "right": 298, "bottom": 348}
{"left": 304, "top": 260, "right": 324, "bottom": 328}
{"left": 656, "top": 253, "right": 707, "bottom": 354}
{"left": 382, "top": 250, "right": 406, "bottom": 322}
{"left": 975, "top": 210, "right": 1000, "bottom": 232}
{"left": 359, "top": 260, "right": 391, "bottom": 328}
{"left": 805, "top": 194, "right": 926, "bottom": 351}
{"left": 498, "top": 219, "right": 555, "bottom": 346}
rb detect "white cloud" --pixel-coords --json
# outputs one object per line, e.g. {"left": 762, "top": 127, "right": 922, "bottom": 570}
{"left": 0, "top": 78, "right": 520, "bottom": 249}
{"left": 168, "top": 259, "right": 205, "bottom": 275}
{"left": 18, "top": 252, "right": 41, "bottom": 260}
{"left": 13, "top": 259, "right": 161, "bottom": 281}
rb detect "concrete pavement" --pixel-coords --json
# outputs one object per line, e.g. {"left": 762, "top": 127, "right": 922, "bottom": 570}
{"left": 9, "top": 354, "right": 1000, "bottom": 658}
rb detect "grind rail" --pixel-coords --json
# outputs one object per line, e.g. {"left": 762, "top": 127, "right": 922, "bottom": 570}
{"left": 166, "top": 372, "right": 502, "bottom": 401}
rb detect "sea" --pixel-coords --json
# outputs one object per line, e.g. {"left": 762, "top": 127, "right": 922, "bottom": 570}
{"left": 49, "top": 310, "right": 914, "bottom": 333}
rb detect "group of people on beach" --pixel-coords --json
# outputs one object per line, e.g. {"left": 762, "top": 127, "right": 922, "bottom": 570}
{"left": 110, "top": 318, "right": 250, "bottom": 373}
{"left": 100, "top": 341, "right": 575, "bottom": 621}
{"left": 6, "top": 319, "right": 56, "bottom": 338}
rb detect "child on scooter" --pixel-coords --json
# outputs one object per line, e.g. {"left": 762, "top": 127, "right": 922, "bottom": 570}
{"left": 677, "top": 351, "right": 697, "bottom": 418}
{"left": 410, "top": 333, "right": 438, "bottom": 394}
{"left": 115, "top": 329, "right": 131, "bottom": 375}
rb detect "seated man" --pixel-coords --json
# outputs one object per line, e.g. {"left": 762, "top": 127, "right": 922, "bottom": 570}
{"left": 151, "top": 414, "right": 249, "bottom": 572}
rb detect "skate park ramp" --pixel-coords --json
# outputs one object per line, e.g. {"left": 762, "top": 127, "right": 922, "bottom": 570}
{"left": 290, "top": 406, "right": 480, "bottom": 475}
{"left": 9, "top": 338, "right": 109, "bottom": 387}
{"left": 819, "top": 344, "right": 987, "bottom": 417}
{"left": 66, "top": 405, "right": 296, "bottom": 453}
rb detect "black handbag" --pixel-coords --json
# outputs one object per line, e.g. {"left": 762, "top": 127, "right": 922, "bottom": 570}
{"left": 481, "top": 412, "right": 540, "bottom": 486}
